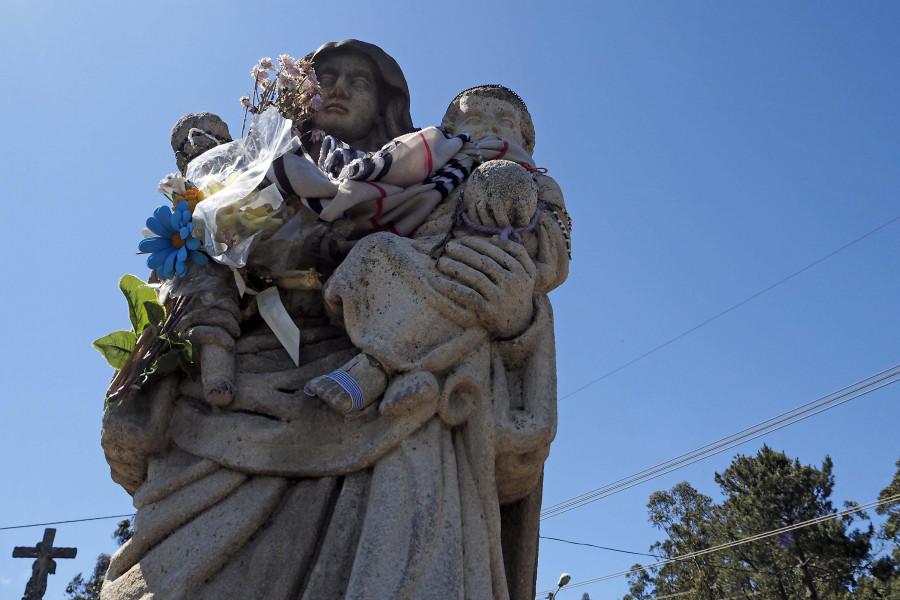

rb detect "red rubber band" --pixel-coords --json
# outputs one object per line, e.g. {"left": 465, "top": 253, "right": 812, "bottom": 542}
{"left": 520, "top": 163, "right": 549, "bottom": 173}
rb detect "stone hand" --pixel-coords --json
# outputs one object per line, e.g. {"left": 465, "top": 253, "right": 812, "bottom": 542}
{"left": 435, "top": 236, "right": 536, "bottom": 339}
{"left": 174, "top": 267, "right": 242, "bottom": 407}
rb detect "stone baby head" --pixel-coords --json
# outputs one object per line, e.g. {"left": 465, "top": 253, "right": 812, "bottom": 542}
{"left": 441, "top": 85, "right": 536, "bottom": 154}
{"left": 309, "top": 40, "right": 415, "bottom": 150}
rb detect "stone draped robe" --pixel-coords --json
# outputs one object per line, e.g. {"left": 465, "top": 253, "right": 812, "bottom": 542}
{"left": 100, "top": 188, "right": 568, "bottom": 600}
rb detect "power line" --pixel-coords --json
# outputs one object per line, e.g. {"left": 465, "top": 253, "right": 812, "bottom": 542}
{"left": 545, "top": 363, "right": 899, "bottom": 514}
{"left": 543, "top": 373, "right": 899, "bottom": 519}
{"left": 541, "top": 364, "right": 900, "bottom": 520}
{"left": 558, "top": 215, "right": 900, "bottom": 403}
{"left": 540, "top": 536, "right": 762, "bottom": 576}
{"left": 0, "top": 514, "right": 135, "bottom": 532}
{"left": 540, "top": 536, "right": 660, "bottom": 558}
{"left": 535, "top": 493, "right": 900, "bottom": 596}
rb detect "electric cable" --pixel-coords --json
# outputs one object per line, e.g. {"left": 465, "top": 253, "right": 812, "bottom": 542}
{"left": 545, "top": 362, "right": 900, "bottom": 513}
{"left": 546, "top": 363, "right": 900, "bottom": 514}
{"left": 540, "top": 536, "right": 661, "bottom": 558}
{"left": 0, "top": 514, "right": 135, "bottom": 532}
{"left": 539, "top": 536, "right": 762, "bottom": 575}
{"left": 541, "top": 364, "right": 900, "bottom": 520}
{"left": 543, "top": 374, "right": 897, "bottom": 519}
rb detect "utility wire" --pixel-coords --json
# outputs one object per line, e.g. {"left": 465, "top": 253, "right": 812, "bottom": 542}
{"left": 541, "top": 364, "right": 900, "bottom": 520}
{"left": 0, "top": 513, "right": 135, "bottom": 532}
{"left": 543, "top": 374, "right": 898, "bottom": 519}
{"left": 558, "top": 215, "right": 900, "bottom": 403}
{"left": 544, "top": 365, "right": 898, "bottom": 515}
{"left": 540, "top": 536, "right": 762, "bottom": 576}
{"left": 540, "top": 536, "right": 660, "bottom": 558}
{"left": 536, "top": 493, "right": 900, "bottom": 596}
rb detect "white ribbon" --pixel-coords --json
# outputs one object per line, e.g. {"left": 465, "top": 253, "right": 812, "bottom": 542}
{"left": 256, "top": 287, "right": 300, "bottom": 366}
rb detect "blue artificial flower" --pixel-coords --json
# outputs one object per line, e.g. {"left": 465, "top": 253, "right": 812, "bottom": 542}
{"left": 139, "top": 200, "right": 209, "bottom": 279}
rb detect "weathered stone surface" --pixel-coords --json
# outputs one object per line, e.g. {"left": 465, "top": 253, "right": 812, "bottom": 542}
{"left": 102, "top": 40, "right": 569, "bottom": 600}
{"left": 466, "top": 159, "right": 539, "bottom": 231}
{"left": 170, "top": 112, "right": 233, "bottom": 174}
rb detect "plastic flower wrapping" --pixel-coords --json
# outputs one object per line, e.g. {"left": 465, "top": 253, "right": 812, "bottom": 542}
{"left": 188, "top": 107, "right": 337, "bottom": 283}
{"left": 139, "top": 105, "right": 334, "bottom": 293}
{"left": 140, "top": 53, "right": 326, "bottom": 288}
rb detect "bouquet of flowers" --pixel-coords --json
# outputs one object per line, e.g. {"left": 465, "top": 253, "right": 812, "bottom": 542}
{"left": 96, "top": 54, "right": 325, "bottom": 402}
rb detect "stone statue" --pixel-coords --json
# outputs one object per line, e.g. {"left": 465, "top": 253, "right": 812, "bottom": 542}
{"left": 100, "top": 40, "right": 570, "bottom": 600}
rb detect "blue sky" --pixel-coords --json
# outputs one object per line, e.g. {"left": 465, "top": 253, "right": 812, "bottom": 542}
{"left": 1, "top": 1, "right": 898, "bottom": 598}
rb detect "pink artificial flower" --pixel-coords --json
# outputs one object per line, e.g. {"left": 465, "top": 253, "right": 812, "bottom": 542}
{"left": 305, "top": 70, "right": 318, "bottom": 86}
{"left": 309, "top": 94, "right": 323, "bottom": 111}
{"left": 240, "top": 95, "right": 252, "bottom": 108}
{"left": 251, "top": 65, "right": 270, "bottom": 80}
{"left": 300, "top": 76, "right": 318, "bottom": 94}
{"left": 278, "top": 54, "right": 302, "bottom": 77}
{"left": 259, "top": 57, "right": 276, "bottom": 70}
{"left": 278, "top": 73, "right": 297, "bottom": 89}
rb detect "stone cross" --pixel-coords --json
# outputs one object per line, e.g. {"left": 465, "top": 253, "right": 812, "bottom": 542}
{"left": 12, "top": 528, "right": 77, "bottom": 600}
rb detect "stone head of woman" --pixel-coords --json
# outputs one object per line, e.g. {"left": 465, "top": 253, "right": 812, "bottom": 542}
{"left": 309, "top": 40, "right": 415, "bottom": 150}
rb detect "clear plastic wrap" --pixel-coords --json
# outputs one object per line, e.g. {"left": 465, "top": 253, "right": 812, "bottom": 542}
{"left": 186, "top": 107, "right": 296, "bottom": 268}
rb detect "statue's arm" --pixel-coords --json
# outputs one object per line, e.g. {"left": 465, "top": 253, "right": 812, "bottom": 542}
{"left": 101, "top": 262, "right": 242, "bottom": 495}
{"left": 102, "top": 375, "right": 178, "bottom": 496}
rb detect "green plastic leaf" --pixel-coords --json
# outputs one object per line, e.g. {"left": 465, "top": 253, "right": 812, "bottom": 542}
{"left": 92, "top": 330, "right": 138, "bottom": 370}
{"left": 119, "top": 274, "right": 162, "bottom": 333}
{"left": 151, "top": 350, "right": 181, "bottom": 375}
{"left": 143, "top": 301, "right": 166, "bottom": 334}
{"left": 178, "top": 340, "right": 197, "bottom": 379}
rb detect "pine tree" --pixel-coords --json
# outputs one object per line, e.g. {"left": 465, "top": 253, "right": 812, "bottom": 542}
{"left": 623, "top": 446, "right": 873, "bottom": 600}
{"left": 877, "top": 458, "right": 900, "bottom": 562}
{"left": 847, "top": 458, "right": 900, "bottom": 599}
{"left": 714, "top": 445, "right": 872, "bottom": 599}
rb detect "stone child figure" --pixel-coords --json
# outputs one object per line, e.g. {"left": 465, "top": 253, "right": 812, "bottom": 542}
{"left": 305, "top": 85, "right": 571, "bottom": 415}
{"left": 101, "top": 41, "right": 566, "bottom": 600}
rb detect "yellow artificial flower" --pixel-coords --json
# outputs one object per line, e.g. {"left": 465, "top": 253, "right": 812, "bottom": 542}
{"left": 174, "top": 187, "right": 205, "bottom": 213}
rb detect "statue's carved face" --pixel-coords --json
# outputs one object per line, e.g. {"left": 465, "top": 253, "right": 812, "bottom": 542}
{"left": 451, "top": 93, "right": 523, "bottom": 146}
{"left": 312, "top": 52, "right": 380, "bottom": 145}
